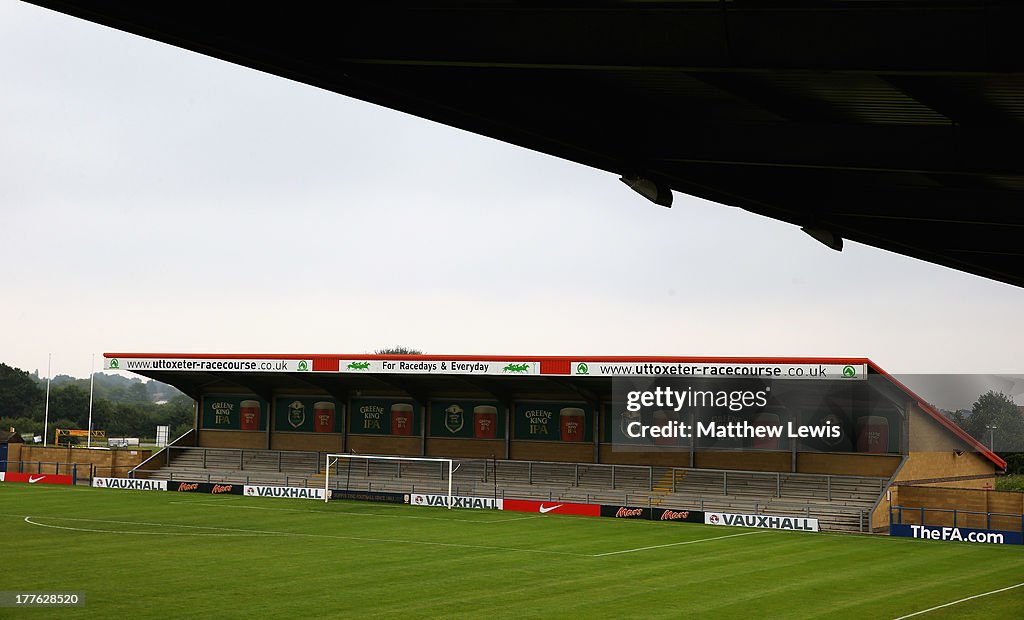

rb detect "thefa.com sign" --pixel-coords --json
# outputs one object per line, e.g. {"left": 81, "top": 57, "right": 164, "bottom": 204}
{"left": 890, "top": 524, "right": 1022, "bottom": 545}
{"left": 409, "top": 493, "right": 503, "bottom": 510}
{"left": 705, "top": 512, "right": 819, "bottom": 532}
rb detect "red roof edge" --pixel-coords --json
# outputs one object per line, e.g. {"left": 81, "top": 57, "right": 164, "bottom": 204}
{"left": 867, "top": 361, "right": 1007, "bottom": 471}
{"left": 104, "top": 353, "right": 872, "bottom": 364}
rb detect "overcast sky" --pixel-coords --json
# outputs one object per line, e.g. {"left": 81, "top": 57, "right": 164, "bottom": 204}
{"left": 3, "top": 1, "right": 1024, "bottom": 384}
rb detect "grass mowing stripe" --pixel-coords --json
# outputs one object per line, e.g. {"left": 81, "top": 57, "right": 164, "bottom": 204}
{"left": 4, "top": 485, "right": 1023, "bottom": 619}
{"left": 167, "top": 498, "right": 542, "bottom": 523}
{"left": 11, "top": 511, "right": 587, "bottom": 557}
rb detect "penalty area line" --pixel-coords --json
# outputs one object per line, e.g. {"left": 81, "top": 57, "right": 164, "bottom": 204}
{"left": 592, "top": 530, "right": 766, "bottom": 557}
{"left": 891, "top": 582, "right": 1024, "bottom": 619}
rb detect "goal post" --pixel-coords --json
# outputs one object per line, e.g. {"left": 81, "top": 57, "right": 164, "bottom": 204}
{"left": 324, "top": 453, "right": 455, "bottom": 506}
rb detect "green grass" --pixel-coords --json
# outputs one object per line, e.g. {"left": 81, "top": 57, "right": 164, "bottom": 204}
{"left": 2, "top": 485, "right": 1023, "bottom": 619}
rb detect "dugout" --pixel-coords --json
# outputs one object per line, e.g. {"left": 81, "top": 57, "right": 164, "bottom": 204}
{"left": 1, "top": 430, "right": 26, "bottom": 471}
{"left": 104, "top": 354, "right": 1004, "bottom": 489}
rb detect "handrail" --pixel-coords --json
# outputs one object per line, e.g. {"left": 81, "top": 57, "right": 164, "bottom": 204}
{"left": 0, "top": 460, "right": 86, "bottom": 482}
{"left": 892, "top": 505, "right": 1022, "bottom": 518}
{"left": 129, "top": 428, "right": 196, "bottom": 478}
{"left": 158, "top": 446, "right": 888, "bottom": 483}
{"left": 890, "top": 504, "right": 1024, "bottom": 532}
{"left": 865, "top": 453, "right": 906, "bottom": 531}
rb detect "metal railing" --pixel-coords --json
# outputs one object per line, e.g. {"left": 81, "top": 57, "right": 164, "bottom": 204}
{"left": 146, "top": 470, "right": 313, "bottom": 487}
{"left": 129, "top": 428, "right": 196, "bottom": 477}
{"left": 157, "top": 446, "right": 322, "bottom": 473}
{"left": 140, "top": 447, "right": 885, "bottom": 496}
{"left": 890, "top": 505, "right": 1024, "bottom": 532}
{"left": 128, "top": 447, "right": 882, "bottom": 531}
{"left": 0, "top": 460, "right": 129, "bottom": 483}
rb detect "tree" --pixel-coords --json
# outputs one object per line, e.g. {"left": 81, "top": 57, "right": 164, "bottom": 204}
{"left": 0, "top": 363, "right": 44, "bottom": 419}
{"left": 0, "top": 416, "right": 43, "bottom": 438}
{"left": 963, "top": 391, "right": 1024, "bottom": 453}
{"left": 49, "top": 384, "right": 90, "bottom": 428}
{"left": 374, "top": 346, "right": 423, "bottom": 355}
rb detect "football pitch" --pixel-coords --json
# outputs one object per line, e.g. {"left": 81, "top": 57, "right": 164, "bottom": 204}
{"left": 2, "top": 485, "right": 1022, "bottom": 619}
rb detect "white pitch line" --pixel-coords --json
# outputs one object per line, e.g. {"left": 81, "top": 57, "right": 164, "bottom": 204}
{"left": 167, "top": 500, "right": 537, "bottom": 523}
{"left": 13, "top": 513, "right": 585, "bottom": 557}
{"left": 592, "top": 530, "right": 766, "bottom": 557}
{"left": 891, "top": 582, "right": 1024, "bottom": 619}
{"left": 23, "top": 516, "right": 285, "bottom": 537}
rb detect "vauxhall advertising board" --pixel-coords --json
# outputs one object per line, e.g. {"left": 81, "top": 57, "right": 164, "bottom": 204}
{"left": 244, "top": 485, "right": 325, "bottom": 500}
{"left": 705, "top": 512, "right": 819, "bottom": 532}
{"left": 92, "top": 477, "right": 167, "bottom": 491}
{"left": 409, "top": 494, "right": 503, "bottom": 510}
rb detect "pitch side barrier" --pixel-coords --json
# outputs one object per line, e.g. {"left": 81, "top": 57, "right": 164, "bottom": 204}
{"left": 705, "top": 511, "right": 819, "bottom": 532}
{"left": 599, "top": 505, "right": 705, "bottom": 523}
{"left": 890, "top": 505, "right": 1023, "bottom": 545}
{"left": 0, "top": 472, "right": 74, "bottom": 485}
{"left": 91, "top": 477, "right": 326, "bottom": 500}
{"left": 330, "top": 489, "right": 407, "bottom": 504}
{"left": 339, "top": 490, "right": 821, "bottom": 534}
{"left": 93, "top": 477, "right": 167, "bottom": 491}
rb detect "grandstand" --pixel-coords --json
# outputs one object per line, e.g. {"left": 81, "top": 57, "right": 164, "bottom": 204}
{"left": 112, "top": 353, "right": 1004, "bottom": 536}
{"left": 139, "top": 442, "right": 886, "bottom": 532}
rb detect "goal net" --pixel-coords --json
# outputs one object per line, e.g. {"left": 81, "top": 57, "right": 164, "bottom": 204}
{"left": 324, "top": 454, "right": 455, "bottom": 506}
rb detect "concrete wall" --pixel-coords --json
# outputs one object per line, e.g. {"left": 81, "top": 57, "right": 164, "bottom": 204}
{"left": 599, "top": 446, "right": 690, "bottom": 467}
{"left": 877, "top": 485, "right": 1023, "bottom": 532}
{"left": 510, "top": 441, "right": 594, "bottom": 463}
{"left": 868, "top": 406, "right": 1001, "bottom": 531}
{"left": 347, "top": 435, "right": 422, "bottom": 456}
{"left": 270, "top": 432, "right": 343, "bottom": 453}
{"left": 895, "top": 406, "right": 996, "bottom": 487}
{"left": 426, "top": 438, "right": 504, "bottom": 459}
{"left": 11, "top": 445, "right": 148, "bottom": 479}
{"left": 696, "top": 450, "right": 791, "bottom": 472}
{"left": 797, "top": 452, "right": 901, "bottom": 477}
{"left": 198, "top": 430, "right": 266, "bottom": 450}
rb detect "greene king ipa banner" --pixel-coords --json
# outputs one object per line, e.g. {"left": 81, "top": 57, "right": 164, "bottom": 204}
{"left": 201, "top": 395, "right": 268, "bottom": 431}
{"left": 429, "top": 400, "right": 505, "bottom": 439}
{"left": 274, "top": 397, "right": 342, "bottom": 433}
{"left": 513, "top": 401, "right": 592, "bottom": 442}
{"left": 349, "top": 398, "right": 420, "bottom": 436}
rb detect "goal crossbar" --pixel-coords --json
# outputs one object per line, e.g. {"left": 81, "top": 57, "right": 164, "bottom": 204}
{"left": 324, "top": 453, "right": 454, "bottom": 506}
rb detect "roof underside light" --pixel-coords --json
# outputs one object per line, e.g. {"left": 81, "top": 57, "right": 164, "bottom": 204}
{"left": 619, "top": 175, "right": 673, "bottom": 208}
{"left": 801, "top": 227, "right": 844, "bottom": 252}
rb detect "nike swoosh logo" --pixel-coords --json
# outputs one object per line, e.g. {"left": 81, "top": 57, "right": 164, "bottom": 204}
{"left": 539, "top": 504, "right": 563, "bottom": 514}
{"left": 28, "top": 476, "right": 44, "bottom": 484}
